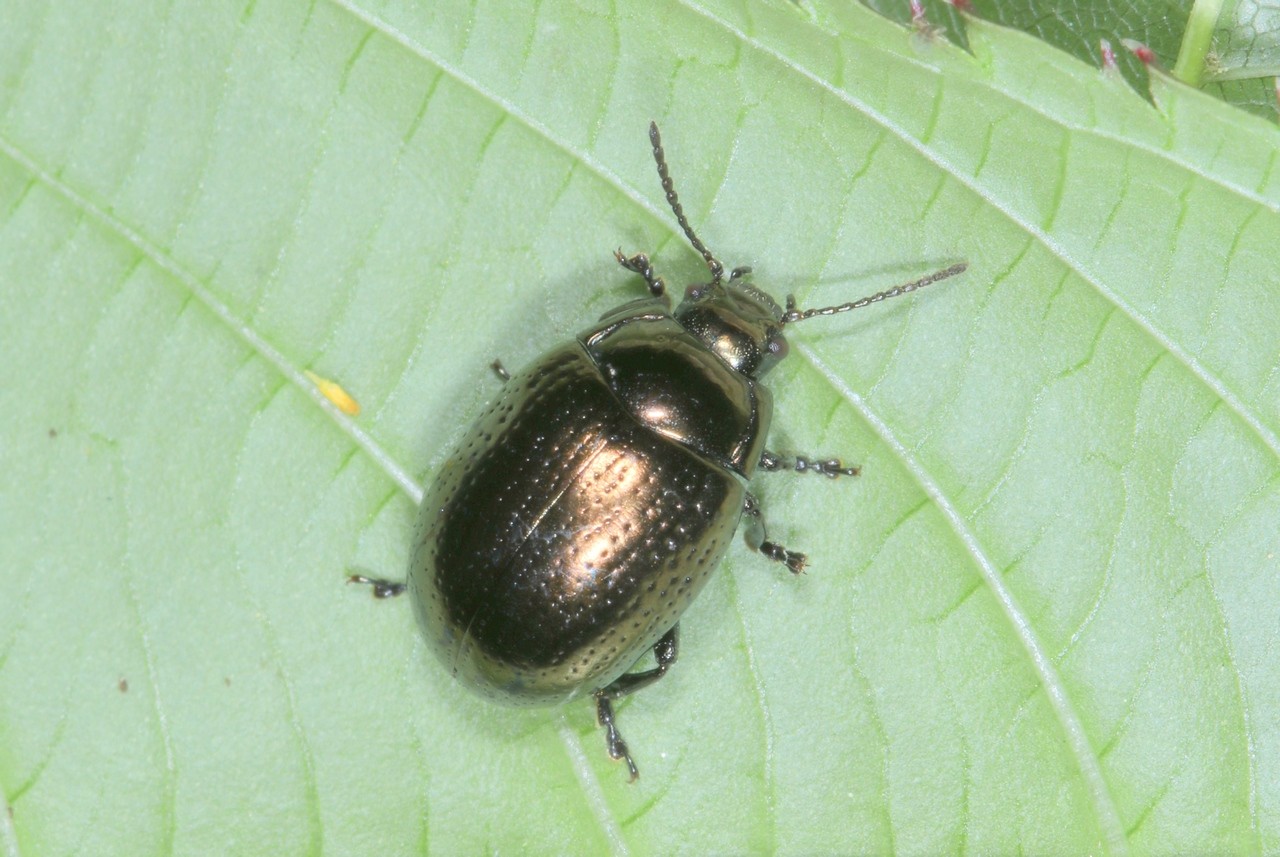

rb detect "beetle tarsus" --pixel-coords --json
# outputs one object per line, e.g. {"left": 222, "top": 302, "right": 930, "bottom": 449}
{"left": 760, "top": 450, "right": 860, "bottom": 478}
{"left": 742, "top": 494, "right": 808, "bottom": 574}
{"left": 595, "top": 694, "right": 640, "bottom": 781}
{"left": 614, "top": 248, "right": 667, "bottom": 298}
{"left": 347, "top": 574, "right": 407, "bottom": 599}
{"left": 760, "top": 541, "right": 808, "bottom": 574}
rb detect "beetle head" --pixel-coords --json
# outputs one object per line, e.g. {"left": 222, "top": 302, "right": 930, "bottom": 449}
{"left": 674, "top": 278, "right": 787, "bottom": 377}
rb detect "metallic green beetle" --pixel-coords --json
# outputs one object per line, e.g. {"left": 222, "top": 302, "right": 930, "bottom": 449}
{"left": 354, "top": 123, "right": 966, "bottom": 780}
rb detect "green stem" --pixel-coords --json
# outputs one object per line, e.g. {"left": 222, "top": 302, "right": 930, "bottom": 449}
{"left": 1172, "top": 0, "right": 1226, "bottom": 86}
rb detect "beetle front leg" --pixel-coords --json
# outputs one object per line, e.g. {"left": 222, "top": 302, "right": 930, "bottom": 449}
{"left": 759, "top": 450, "right": 860, "bottom": 478}
{"left": 594, "top": 624, "right": 679, "bottom": 781}
{"left": 490, "top": 359, "right": 511, "bottom": 383}
{"left": 613, "top": 249, "right": 667, "bottom": 298}
{"left": 742, "top": 493, "right": 807, "bottom": 574}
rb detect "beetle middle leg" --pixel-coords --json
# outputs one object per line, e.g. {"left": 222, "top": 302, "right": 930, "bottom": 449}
{"left": 593, "top": 624, "right": 679, "bottom": 781}
{"left": 742, "top": 492, "right": 807, "bottom": 574}
{"left": 347, "top": 574, "right": 407, "bottom": 598}
{"left": 760, "top": 450, "right": 860, "bottom": 478}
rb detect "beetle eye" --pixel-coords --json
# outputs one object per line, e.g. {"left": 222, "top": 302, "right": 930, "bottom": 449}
{"left": 684, "top": 284, "right": 704, "bottom": 301}
{"left": 768, "top": 336, "right": 788, "bottom": 359}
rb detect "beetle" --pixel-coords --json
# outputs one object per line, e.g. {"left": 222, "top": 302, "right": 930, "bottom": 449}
{"left": 352, "top": 122, "right": 966, "bottom": 780}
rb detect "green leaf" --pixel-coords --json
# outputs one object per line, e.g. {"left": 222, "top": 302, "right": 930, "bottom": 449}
{"left": 1203, "top": 0, "right": 1280, "bottom": 118}
{"left": 1210, "top": 0, "right": 1280, "bottom": 77}
{"left": 2, "top": 1, "right": 1278, "bottom": 853}
{"left": 865, "top": 0, "right": 1280, "bottom": 121}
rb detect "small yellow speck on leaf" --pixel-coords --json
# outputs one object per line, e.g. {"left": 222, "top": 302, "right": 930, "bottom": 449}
{"left": 305, "top": 370, "right": 360, "bottom": 416}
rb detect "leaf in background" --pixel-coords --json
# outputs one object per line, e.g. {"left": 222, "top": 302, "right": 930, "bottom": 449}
{"left": 1201, "top": 0, "right": 1280, "bottom": 116}
{"left": 1, "top": 1, "right": 1278, "bottom": 854}
{"left": 1211, "top": 0, "right": 1280, "bottom": 74}
{"left": 864, "top": 0, "right": 1280, "bottom": 120}
{"left": 862, "top": 0, "right": 1169, "bottom": 98}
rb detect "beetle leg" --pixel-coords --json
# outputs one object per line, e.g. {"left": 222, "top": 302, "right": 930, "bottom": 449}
{"left": 759, "top": 450, "right": 860, "bottom": 479}
{"left": 613, "top": 248, "right": 667, "bottom": 298}
{"left": 742, "top": 493, "right": 807, "bottom": 574}
{"left": 602, "top": 624, "right": 679, "bottom": 697}
{"left": 346, "top": 574, "right": 407, "bottom": 599}
{"left": 593, "top": 624, "right": 679, "bottom": 781}
{"left": 490, "top": 359, "right": 511, "bottom": 383}
{"left": 594, "top": 696, "right": 639, "bottom": 781}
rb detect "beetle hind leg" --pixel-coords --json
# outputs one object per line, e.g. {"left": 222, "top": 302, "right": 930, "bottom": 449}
{"left": 742, "top": 493, "right": 807, "bottom": 574}
{"left": 594, "top": 696, "right": 639, "bottom": 782}
{"left": 593, "top": 624, "right": 680, "bottom": 781}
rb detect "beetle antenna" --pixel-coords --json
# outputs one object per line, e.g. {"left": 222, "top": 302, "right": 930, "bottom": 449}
{"left": 782, "top": 262, "right": 968, "bottom": 324}
{"left": 649, "top": 121, "right": 726, "bottom": 285}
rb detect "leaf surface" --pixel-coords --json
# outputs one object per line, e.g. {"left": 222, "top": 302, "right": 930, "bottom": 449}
{"left": 1, "top": 1, "right": 1278, "bottom": 854}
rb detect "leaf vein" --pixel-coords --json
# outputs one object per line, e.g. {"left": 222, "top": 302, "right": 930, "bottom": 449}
{"left": 0, "top": 134, "right": 424, "bottom": 504}
{"left": 797, "top": 341, "right": 1129, "bottom": 855}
